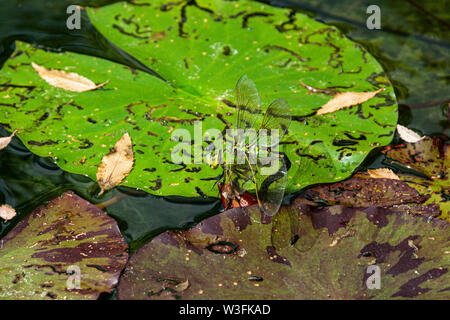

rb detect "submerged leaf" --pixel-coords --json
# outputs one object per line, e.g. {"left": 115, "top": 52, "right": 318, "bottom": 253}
{"left": 316, "top": 88, "right": 384, "bottom": 115}
{"left": 298, "top": 169, "right": 441, "bottom": 219}
{"left": 384, "top": 137, "right": 449, "bottom": 222}
{"left": 0, "top": 130, "right": 17, "bottom": 150}
{"left": 0, "top": 191, "right": 128, "bottom": 300}
{"left": 397, "top": 125, "right": 424, "bottom": 143}
{"left": 117, "top": 204, "right": 449, "bottom": 300}
{"left": 96, "top": 132, "right": 134, "bottom": 196}
{"left": 384, "top": 137, "right": 444, "bottom": 179}
{"left": 31, "top": 62, "right": 109, "bottom": 92}
{"left": 298, "top": 176, "right": 426, "bottom": 207}
{"left": 0, "top": 204, "right": 16, "bottom": 221}
{"left": 368, "top": 168, "right": 400, "bottom": 180}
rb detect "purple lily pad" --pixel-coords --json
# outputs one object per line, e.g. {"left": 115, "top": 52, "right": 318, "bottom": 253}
{"left": 117, "top": 203, "right": 449, "bottom": 300}
{"left": 0, "top": 191, "right": 128, "bottom": 299}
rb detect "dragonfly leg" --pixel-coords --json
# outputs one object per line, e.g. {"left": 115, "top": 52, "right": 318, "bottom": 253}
{"left": 209, "top": 172, "right": 225, "bottom": 191}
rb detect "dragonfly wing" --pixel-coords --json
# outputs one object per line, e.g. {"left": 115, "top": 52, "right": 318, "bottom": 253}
{"left": 235, "top": 75, "right": 261, "bottom": 130}
{"left": 256, "top": 155, "right": 288, "bottom": 216}
{"left": 259, "top": 98, "right": 291, "bottom": 147}
{"left": 227, "top": 75, "right": 290, "bottom": 217}
{"left": 271, "top": 205, "right": 319, "bottom": 252}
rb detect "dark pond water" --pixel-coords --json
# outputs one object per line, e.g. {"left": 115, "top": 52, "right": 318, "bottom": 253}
{"left": 0, "top": 0, "right": 449, "bottom": 253}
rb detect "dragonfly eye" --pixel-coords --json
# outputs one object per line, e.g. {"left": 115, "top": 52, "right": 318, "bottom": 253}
{"left": 205, "top": 152, "right": 219, "bottom": 169}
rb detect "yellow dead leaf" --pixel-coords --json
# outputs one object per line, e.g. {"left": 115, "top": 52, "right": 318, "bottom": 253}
{"left": 0, "top": 204, "right": 16, "bottom": 221}
{"left": 175, "top": 280, "right": 190, "bottom": 292}
{"left": 0, "top": 130, "right": 17, "bottom": 150}
{"left": 96, "top": 132, "right": 134, "bottom": 196}
{"left": 396, "top": 124, "right": 424, "bottom": 143}
{"left": 367, "top": 168, "right": 400, "bottom": 180}
{"left": 316, "top": 88, "right": 384, "bottom": 115}
{"left": 31, "top": 62, "right": 109, "bottom": 92}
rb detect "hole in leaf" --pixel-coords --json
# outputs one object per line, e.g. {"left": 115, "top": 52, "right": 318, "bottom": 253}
{"left": 206, "top": 241, "right": 238, "bottom": 254}
{"left": 248, "top": 276, "right": 264, "bottom": 282}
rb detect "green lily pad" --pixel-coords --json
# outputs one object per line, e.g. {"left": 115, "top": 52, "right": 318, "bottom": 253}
{"left": 384, "top": 137, "right": 450, "bottom": 222}
{"left": 0, "top": 191, "right": 128, "bottom": 300}
{"left": 0, "top": 0, "right": 397, "bottom": 197}
{"left": 116, "top": 203, "right": 449, "bottom": 299}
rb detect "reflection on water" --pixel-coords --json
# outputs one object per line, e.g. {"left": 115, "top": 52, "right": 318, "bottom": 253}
{"left": 269, "top": 0, "right": 449, "bottom": 137}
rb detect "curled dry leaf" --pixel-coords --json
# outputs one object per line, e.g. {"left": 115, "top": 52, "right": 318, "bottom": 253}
{"left": 316, "top": 88, "right": 384, "bottom": 115}
{"left": 397, "top": 124, "right": 424, "bottom": 143}
{"left": 175, "top": 280, "right": 190, "bottom": 292}
{"left": 368, "top": 168, "right": 400, "bottom": 180}
{"left": 0, "top": 130, "right": 17, "bottom": 150}
{"left": 96, "top": 132, "right": 134, "bottom": 196}
{"left": 31, "top": 62, "right": 109, "bottom": 92}
{"left": 0, "top": 204, "right": 16, "bottom": 221}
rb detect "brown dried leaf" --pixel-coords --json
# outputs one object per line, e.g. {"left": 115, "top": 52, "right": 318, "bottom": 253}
{"left": 31, "top": 62, "right": 109, "bottom": 92}
{"left": 174, "top": 280, "right": 190, "bottom": 292}
{"left": 367, "top": 168, "right": 400, "bottom": 180}
{"left": 96, "top": 132, "right": 134, "bottom": 196}
{"left": 0, "top": 130, "right": 17, "bottom": 150}
{"left": 396, "top": 124, "right": 424, "bottom": 143}
{"left": 0, "top": 204, "right": 16, "bottom": 221}
{"left": 316, "top": 88, "right": 384, "bottom": 115}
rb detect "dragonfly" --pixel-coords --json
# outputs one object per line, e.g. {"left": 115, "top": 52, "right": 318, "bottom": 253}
{"left": 206, "top": 75, "right": 291, "bottom": 216}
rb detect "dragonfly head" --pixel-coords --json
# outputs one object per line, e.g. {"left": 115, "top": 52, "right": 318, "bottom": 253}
{"left": 204, "top": 150, "right": 219, "bottom": 169}
{"left": 206, "top": 155, "right": 220, "bottom": 169}
{"left": 204, "top": 142, "right": 222, "bottom": 169}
